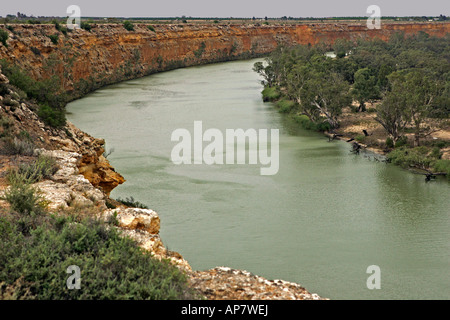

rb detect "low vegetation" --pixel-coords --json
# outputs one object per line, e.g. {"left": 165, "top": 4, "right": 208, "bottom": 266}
{"left": 0, "top": 173, "right": 199, "bottom": 299}
{"left": 123, "top": 21, "right": 135, "bottom": 31}
{"left": 0, "top": 29, "right": 8, "bottom": 47}
{"left": 0, "top": 59, "right": 66, "bottom": 128}
{"left": 47, "top": 34, "right": 59, "bottom": 45}
{"left": 115, "top": 196, "right": 149, "bottom": 209}
{"left": 6, "top": 155, "right": 59, "bottom": 185}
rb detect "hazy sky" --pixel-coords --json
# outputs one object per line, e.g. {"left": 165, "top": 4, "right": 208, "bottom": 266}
{"left": 1, "top": 0, "right": 449, "bottom": 18}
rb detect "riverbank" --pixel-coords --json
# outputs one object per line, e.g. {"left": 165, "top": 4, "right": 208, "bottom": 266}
{"left": 286, "top": 101, "right": 450, "bottom": 179}
{"left": 2, "top": 23, "right": 448, "bottom": 299}
{"left": 326, "top": 102, "right": 450, "bottom": 176}
{"left": 0, "top": 64, "right": 326, "bottom": 299}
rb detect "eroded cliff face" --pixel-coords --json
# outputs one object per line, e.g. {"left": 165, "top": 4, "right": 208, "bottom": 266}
{"left": 2, "top": 22, "right": 448, "bottom": 300}
{"left": 0, "top": 22, "right": 449, "bottom": 99}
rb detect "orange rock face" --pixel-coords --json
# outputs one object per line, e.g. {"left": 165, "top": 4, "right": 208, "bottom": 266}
{"left": 0, "top": 22, "right": 448, "bottom": 194}
{"left": 0, "top": 22, "right": 448, "bottom": 97}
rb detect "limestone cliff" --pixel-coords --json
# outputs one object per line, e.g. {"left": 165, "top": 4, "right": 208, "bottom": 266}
{"left": 0, "top": 22, "right": 448, "bottom": 100}
{"left": 1, "top": 22, "right": 449, "bottom": 300}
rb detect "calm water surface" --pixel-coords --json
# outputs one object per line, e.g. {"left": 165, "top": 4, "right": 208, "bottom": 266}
{"left": 67, "top": 59, "right": 450, "bottom": 299}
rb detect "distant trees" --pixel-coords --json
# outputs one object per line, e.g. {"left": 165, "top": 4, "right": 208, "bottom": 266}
{"left": 254, "top": 44, "right": 351, "bottom": 129}
{"left": 254, "top": 32, "right": 449, "bottom": 138}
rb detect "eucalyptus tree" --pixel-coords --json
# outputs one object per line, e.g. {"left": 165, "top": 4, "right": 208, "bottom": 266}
{"left": 352, "top": 68, "right": 380, "bottom": 112}
{"left": 299, "top": 71, "right": 352, "bottom": 129}
{"left": 401, "top": 69, "right": 445, "bottom": 146}
{"left": 375, "top": 70, "right": 443, "bottom": 144}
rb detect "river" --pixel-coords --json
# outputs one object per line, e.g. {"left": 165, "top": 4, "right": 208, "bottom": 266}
{"left": 66, "top": 58, "right": 450, "bottom": 300}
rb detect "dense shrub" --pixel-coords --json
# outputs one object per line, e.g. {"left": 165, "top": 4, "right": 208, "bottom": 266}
{"left": 0, "top": 82, "right": 9, "bottom": 96}
{"left": 52, "top": 20, "right": 61, "bottom": 31}
{"left": 48, "top": 34, "right": 59, "bottom": 45}
{"left": 433, "top": 159, "right": 450, "bottom": 179}
{"left": 38, "top": 103, "right": 66, "bottom": 128}
{"left": 261, "top": 86, "right": 280, "bottom": 102}
{"left": 355, "top": 134, "right": 366, "bottom": 143}
{"left": 30, "top": 46, "right": 41, "bottom": 56}
{"left": 1, "top": 137, "right": 35, "bottom": 156}
{"left": 123, "top": 21, "right": 135, "bottom": 31}
{"left": 80, "top": 22, "right": 92, "bottom": 32}
{"left": 275, "top": 99, "right": 296, "bottom": 113}
{"left": 387, "top": 146, "right": 437, "bottom": 169}
{"left": 147, "top": 25, "right": 156, "bottom": 32}
{"left": 0, "top": 211, "right": 198, "bottom": 299}
{"left": 0, "top": 29, "right": 8, "bottom": 47}
{"left": 394, "top": 136, "right": 408, "bottom": 148}
{"left": 7, "top": 155, "right": 59, "bottom": 185}
{"left": 294, "top": 114, "right": 331, "bottom": 132}
{"left": 1, "top": 182, "right": 45, "bottom": 216}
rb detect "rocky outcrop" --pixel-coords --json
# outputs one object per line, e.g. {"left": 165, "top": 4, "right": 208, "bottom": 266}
{"left": 29, "top": 149, "right": 325, "bottom": 299}
{"left": 0, "top": 63, "right": 124, "bottom": 194}
{"left": 33, "top": 149, "right": 108, "bottom": 210}
{"left": 0, "top": 22, "right": 448, "bottom": 99}
{"left": 188, "top": 267, "right": 326, "bottom": 300}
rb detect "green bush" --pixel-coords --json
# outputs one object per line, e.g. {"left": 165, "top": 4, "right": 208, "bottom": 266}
{"left": 293, "top": 114, "right": 331, "bottom": 132}
{"left": 275, "top": 99, "right": 296, "bottom": 113}
{"left": 52, "top": 20, "right": 61, "bottom": 31}
{"left": 430, "top": 147, "right": 442, "bottom": 159}
{"left": 80, "top": 22, "right": 92, "bottom": 32}
{"left": 116, "top": 196, "right": 149, "bottom": 209}
{"left": 395, "top": 136, "right": 408, "bottom": 148}
{"left": 387, "top": 146, "right": 436, "bottom": 169}
{"left": 386, "top": 137, "right": 394, "bottom": 148}
{"left": 0, "top": 29, "right": 8, "bottom": 47}
{"left": 30, "top": 46, "right": 41, "bottom": 56}
{"left": 433, "top": 159, "right": 450, "bottom": 179}
{"left": 0, "top": 82, "right": 9, "bottom": 96}
{"left": 7, "top": 155, "right": 58, "bottom": 185}
{"left": 1, "top": 137, "right": 35, "bottom": 156}
{"left": 0, "top": 212, "right": 199, "bottom": 299}
{"left": 433, "top": 140, "right": 450, "bottom": 149}
{"left": 123, "top": 21, "right": 135, "bottom": 31}
{"left": 1, "top": 182, "right": 45, "bottom": 216}
{"left": 355, "top": 134, "right": 366, "bottom": 143}
{"left": 38, "top": 104, "right": 66, "bottom": 128}
{"left": 48, "top": 34, "right": 59, "bottom": 45}
{"left": 261, "top": 86, "right": 281, "bottom": 102}
{"left": 147, "top": 25, "right": 156, "bottom": 32}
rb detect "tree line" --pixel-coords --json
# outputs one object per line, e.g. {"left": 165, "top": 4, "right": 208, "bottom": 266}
{"left": 254, "top": 31, "right": 449, "bottom": 147}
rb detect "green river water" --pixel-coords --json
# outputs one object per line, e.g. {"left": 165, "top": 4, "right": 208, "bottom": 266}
{"left": 67, "top": 58, "right": 450, "bottom": 300}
